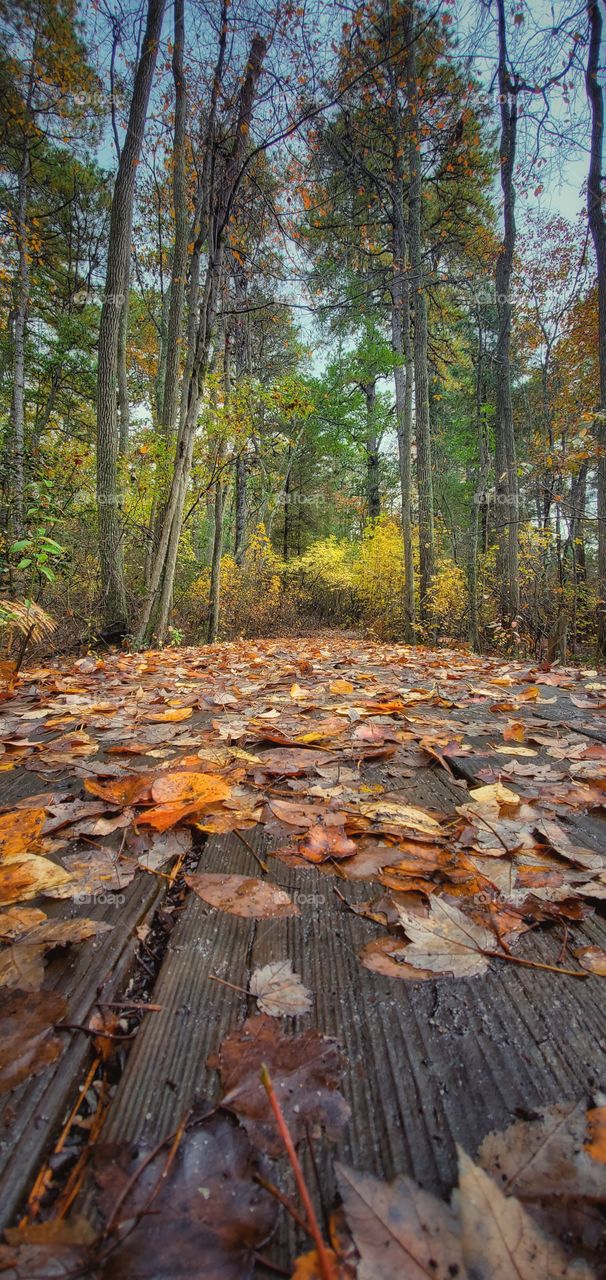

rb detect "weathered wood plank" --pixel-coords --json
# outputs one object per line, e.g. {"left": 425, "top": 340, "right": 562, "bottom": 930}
{"left": 0, "top": 869, "right": 164, "bottom": 1229}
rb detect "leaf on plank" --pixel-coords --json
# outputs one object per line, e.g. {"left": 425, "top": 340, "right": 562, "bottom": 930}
{"left": 0, "top": 989, "right": 67, "bottom": 1094}
{"left": 358, "top": 936, "right": 434, "bottom": 980}
{"left": 0, "top": 905, "right": 47, "bottom": 938}
{"left": 396, "top": 896, "right": 493, "bottom": 978}
{"left": 457, "top": 1146, "right": 595, "bottom": 1279}
{"left": 249, "top": 959, "right": 312, "bottom": 1016}
{"left": 574, "top": 946, "right": 606, "bottom": 975}
{"left": 0, "top": 856, "right": 73, "bottom": 906}
{"left": 336, "top": 1160, "right": 465, "bottom": 1280}
{"left": 92, "top": 1113, "right": 277, "bottom": 1279}
{"left": 186, "top": 872, "right": 299, "bottom": 919}
{"left": 210, "top": 1013, "right": 349, "bottom": 1157}
{"left": 0, "top": 807, "right": 46, "bottom": 861}
{"left": 46, "top": 847, "right": 136, "bottom": 899}
{"left": 477, "top": 1100, "right": 606, "bottom": 1202}
{"left": 298, "top": 824, "right": 356, "bottom": 863}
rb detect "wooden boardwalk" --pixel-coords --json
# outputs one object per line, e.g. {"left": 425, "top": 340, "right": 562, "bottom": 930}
{"left": 0, "top": 638, "right": 605, "bottom": 1273}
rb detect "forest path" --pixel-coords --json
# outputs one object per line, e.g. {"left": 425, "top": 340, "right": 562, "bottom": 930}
{"left": 0, "top": 634, "right": 605, "bottom": 1275}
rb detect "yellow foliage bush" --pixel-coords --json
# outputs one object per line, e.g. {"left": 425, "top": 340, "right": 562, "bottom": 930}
{"left": 286, "top": 537, "right": 358, "bottom": 622}
{"left": 181, "top": 525, "right": 298, "bottom": 639}
{"left": 425, "top": 558, "right": 468, "bottom": 638}
{"left": 355, "top": 518, "right": 406, "bottom": 638}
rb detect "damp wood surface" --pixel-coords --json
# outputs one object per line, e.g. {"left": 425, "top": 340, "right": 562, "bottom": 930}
{"left": 0, "top": 637, "right": 605, "bottom": 1274}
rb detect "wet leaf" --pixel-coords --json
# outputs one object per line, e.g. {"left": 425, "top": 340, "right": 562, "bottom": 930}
{"left": 457, "top": 1146, "right": 595, "bottom": 1279}
{"left": 336, "top": 1160, "right": 465, "bottom": 1280}
{"left": 358, "top": 935, "right": 434, "bottom": 980}
{"left": 396, "top": 896, "right": 493, "bottom": 977}
{"left": 93, "top": 1113, "right": 276, "bottom": 1279}
{"left": 574, "top": 945, "right": 606, "bottom": 975}
{"left": 298, "top": 824, "right": 356, "bottom": 863}
{"left": 0, "top": 989, "right": 67, "bottom": 1094}
{"left": 185, "top": 872, "right": 299, "bottom": 918}
{"left": 0, "top": 855, "right": 73, "bottom": 906}
{"left": 0, "top": 807, "right": 46, "bottom": 861}
{"left": 249, "top": 959, "right": 312, "bottom": 1015}
{"left": 477, "top": 1100, "right": 606, "bottom": 1201}
{"left": 210, "top": 1014, "right": 350, "bottom": 1156}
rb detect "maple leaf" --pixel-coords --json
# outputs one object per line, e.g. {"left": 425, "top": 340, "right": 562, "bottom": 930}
{"left": 298, "top": 824, "right": 356, "bottom": 863}
{"left": 477, "top": 1100, "right": 606, "bottom": 1202}
{"left": 210, "top": 1014, "right": 350, "bottom": 1156}
{"left": 396, "top": 896, "right": 493, "bottom": 977}
{"left": 249, "top": 959, "right": 312, "bottom": 1015}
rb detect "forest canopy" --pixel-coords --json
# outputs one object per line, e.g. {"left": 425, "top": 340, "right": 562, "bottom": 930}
{"left": 0, "top": 0, "right": 604, "bottom": 662}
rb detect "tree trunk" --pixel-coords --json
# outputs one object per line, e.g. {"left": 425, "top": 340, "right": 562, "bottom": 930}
{"left": 96, "top": 0, "right": 166, "bottom": 633}
{"left": 235, "top": 455, "right": 247, "bottom": 562}
{"left": 388, "top": 53, "right": 415, "bottom": 641}
{"left": 10, "top": 140, "right": 30, "bottom": 538}
{"left": 134, "top": 33, "right": 266, "bottom": 647}
{"left": 117, "top": 264, "right": 130, "bottom": 457}
{"left": 160, "top": 0, "right": 188, "bottom": 439}
{"left": 233, "top": 261, "right": 250, "bottom": 562}
{"left": 207, "top": 480, "right": 225, "bottom": 642}
{"left": 586, "top": 0, "right": 606, "bottom": 658}
{"left": 494, "top": 0, "right": 520, "bottom": 625}
{"left": 363, "top": 380, "right": 380, "bottom": 518}
{"left": 406, "top": 1, "right": 434, "bottom": 621}
{"left": 468, "top": 317, "right": 489, "bottom": 651}
{"left": 283, "top": 453, "right": 291, "bottom": 561}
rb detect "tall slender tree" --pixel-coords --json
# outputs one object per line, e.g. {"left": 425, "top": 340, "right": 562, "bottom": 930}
{"left": 96, "top": 0, "right": 166, "bottom": 634}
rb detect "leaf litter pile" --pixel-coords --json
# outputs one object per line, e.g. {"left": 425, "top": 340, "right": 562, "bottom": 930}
{"left": 0, "top": 635, "right": 605, "bottom": 1276}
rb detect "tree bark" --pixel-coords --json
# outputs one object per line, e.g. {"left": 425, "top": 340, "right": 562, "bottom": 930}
{"left": 96, "top": 0, "right": 166, "bottom": 632}
{"left": 586, "top": 0, "right": 606, "bottom": 657}
{"left": 494, "top": 0, "right": 520, "bottom": 625}
{"left": 207, "top": 480, "right": 225, "bottom": 642}
{"left": 233, "top": 261, "right": 250, "bottom": 563}
{"left": 406, "top": 1, "right": 434, "bottom": 621}
{"left": 134, "top": 32, "right": 267, "bottom": 647}
{"left": 10, "top": 139, "right": 30, "bottom": 538}
{"left": 468, "top": 315, "right": 489, "bottom": 651}
{"left": 387, "top": 45, "right": 415, "bottom": 640}
{"left": 363, "top": 380, "right": 380, "bottom": 518}
{"left": 117, "top": 264, "right": 130, "bottom": 456}
{"left": 160, "top": 0, "right": 188, "bottom": 439}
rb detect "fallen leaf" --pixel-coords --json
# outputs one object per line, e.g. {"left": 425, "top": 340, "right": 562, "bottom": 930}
{"left": 0, "top": 807, "right": 46, "bottom": 861}
{"left": 0, "top": 989, "right": 67, "bottom": 1094}
{"left": 0, "top": 906, "right": 47, "bottom": 938}
{"left": 0, "top": 856, "right": 73, "bottom": 906}
{"left": 210, "top": 1014, "right": 349, "bottom": 1156}
{"left": 457, "top": 1145, "right": 594, "bottom": 1278}
{"left": 477, "top": 1100, "right": 606, "bottom": 1201}
{"left": 249, "top": 959, "right": 312, "bottom": 1015}
{"left": 298, "top": 824, "right": 357, "bottom": 863}
{"left": 185, "top": 872, "right": 299, "bottom": 918}
{"left": 358, "top": 936, "right": 434, "bottom": 980}
{"left": 574, "top": 946, "right": 606, "bottom": 976}
{"left": 336, "top": 1160, "right": 465, "bottom": 1280}
{"left": 396, "top": 896, "right": 493, "bottom": 978}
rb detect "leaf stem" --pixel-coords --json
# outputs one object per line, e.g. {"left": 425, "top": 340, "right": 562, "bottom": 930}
{"left": 483, "top": 948, "right": 587, "bottom": 978}
{"left": 259, "top": 1063, "right": 335, "bottom": 1280}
